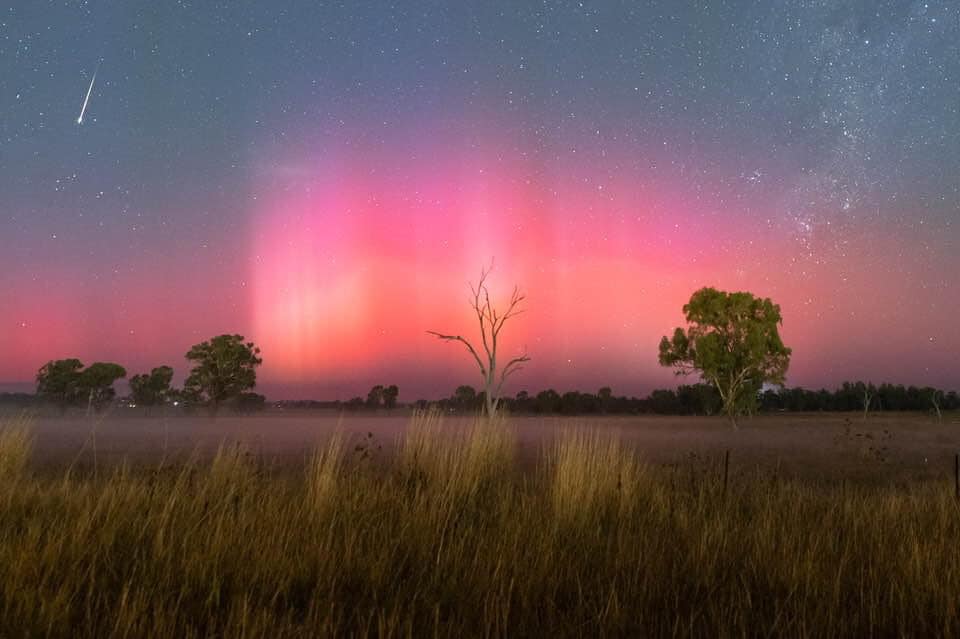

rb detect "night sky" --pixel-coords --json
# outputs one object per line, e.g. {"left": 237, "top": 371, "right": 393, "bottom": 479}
{"left": 1, "top": 1, "right": 958, "bottom": 400}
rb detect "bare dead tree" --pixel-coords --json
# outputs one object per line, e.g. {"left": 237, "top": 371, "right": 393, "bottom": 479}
{"left": 931, "top": 389, "right": 943, "bottom": 422}
{"left": 428, "top": 263, "right": 530, "bottom": 418}
{"left": 861, "top": 383, "right": 875, "bottom": 421}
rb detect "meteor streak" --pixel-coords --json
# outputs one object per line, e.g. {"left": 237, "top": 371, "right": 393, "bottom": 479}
{"left": 77, "top": 69, "right": 97, "bottom": 125}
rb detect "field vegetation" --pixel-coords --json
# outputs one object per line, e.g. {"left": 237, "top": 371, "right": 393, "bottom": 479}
{"left": 2, "top": 409, "right": 960, "bottom": 637}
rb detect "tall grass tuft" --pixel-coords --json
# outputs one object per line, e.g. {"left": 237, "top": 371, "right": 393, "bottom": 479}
{"left": 0, "top": 414, "right": 32, "bottom": 482}
{"left": 548, "top": 428, "right": 641, "bottom": 523}
{"left": 398, "top": 405, "right": 449, "bottom": 481}
{"left": 400, "top": 407, "right": 515, "bottom": 501}
{"left": 306, "top": 430, "right": 344, "bottom": 512}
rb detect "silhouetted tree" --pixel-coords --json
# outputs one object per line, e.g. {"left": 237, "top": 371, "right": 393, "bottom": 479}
{"left": 676, "top": 384, "right": 722, "bottom": 415}
{"left": 946, "top": 391, "right": 959, "bottom": 411}
{"left": 232, "top": 392, "right": 266, "bottom": 413}
{"left": 877, "top": 383, "right": 906, "bottom": 411}
{"left": 597, "top": 387, "right": 613, "bottom": 414}
{"left": 382, "top": 385, "right": 399, "bottom": 409}
{"left": 183, "top": 334, "right": 262, "bottom": 415}
{"left": 450, "top": 385, "right": 478, "bottom": 411}
{"left": 366, "top": 385, "right": 384, "bottom": 408}
{"left": 129, "top": 366, "right": 174, "bottom": 413}
{"left": 649, "top": 389, "right": 680, "bottom": 414}
{"left": 659, "top": 287, "right": 791, "bottom": 428}
{"left": 428, "top": 262, "right": 530, "bottom": 418}
{"left": 36, "top": 359, "right": 84, "bottom": 412}
{"left": 534, "top": 389, "right": 561, "bottom": 413}
{"left": 77, "top": 362, "right": 127, "bottom": 415}
{"left": 0, "top": 393, "right": 37, "bottom": 409}
{"left": 760, "top": 388, "right": 784, "bottom": 412}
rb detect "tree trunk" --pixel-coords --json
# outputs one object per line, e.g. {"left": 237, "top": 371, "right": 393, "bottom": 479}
{"left": 713, "top": 379, "right": 738, "bottom": 430}
{"left": 484, "top": 383, "right": 498, "bottom": 418}
{"left": 723, "top": 395, "right": 739, "bottom": 430}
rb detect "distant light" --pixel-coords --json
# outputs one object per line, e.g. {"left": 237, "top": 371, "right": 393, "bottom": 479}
{"left": 173, "top": 401, "right": 179, "bottom": 406}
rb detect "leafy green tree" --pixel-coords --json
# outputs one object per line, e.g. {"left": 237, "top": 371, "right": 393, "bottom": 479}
{"left": 382, "top": 385, "right": 399, "bottom": 409}
{"left": 366, "top": 385, "right": 384, "bottom": 408}
{"left": 659, "top": 287, "right": 791, "bottom": 428}
{"left": 36, "top": 359, "right": 84, "bottom": 412}
{"left": 77, "top": 362, "right": 127, "bottom": 414}
{"left": 129, "top": 366, "right": 174, "bottom": 412}
{"left": 184, "top": 334, "right": 262, "bottom": 414}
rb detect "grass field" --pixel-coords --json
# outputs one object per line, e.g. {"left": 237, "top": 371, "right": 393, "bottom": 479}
{"left": 2, "top": 409, "right": 960, "bottom": 637}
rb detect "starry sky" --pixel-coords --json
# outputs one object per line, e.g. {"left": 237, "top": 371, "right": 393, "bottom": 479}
{"left": 1, "top": 0, "right": 958, "bottom": 400}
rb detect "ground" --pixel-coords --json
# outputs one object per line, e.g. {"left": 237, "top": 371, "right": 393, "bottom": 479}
{"left": 16, "top": 409, "right": 960, "bottom": 483}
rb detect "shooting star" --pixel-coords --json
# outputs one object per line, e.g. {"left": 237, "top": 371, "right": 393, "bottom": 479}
{"left": 77, "top": 69, "right": 98, "bottom": 125}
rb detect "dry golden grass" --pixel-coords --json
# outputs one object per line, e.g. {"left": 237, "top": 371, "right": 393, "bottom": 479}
{"left": 1, "top": 411, "right": 959, "bottom": 637}
{"left": 547, "top": 428, "right": 643, "bottom": 523}
{"left": 0, "top": 414, "right": 32, "bottom": 482}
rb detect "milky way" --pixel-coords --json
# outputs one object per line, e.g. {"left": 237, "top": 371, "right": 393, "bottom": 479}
{"left": 0, "top": 1, "right": 957, "bottom": 398}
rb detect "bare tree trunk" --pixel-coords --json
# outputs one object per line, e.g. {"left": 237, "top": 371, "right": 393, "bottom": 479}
{"left": 486, "top": 392, "right": 497, "bottom": 418}
{"left": 717, "top": 378, "right": 739, "bottom": 431}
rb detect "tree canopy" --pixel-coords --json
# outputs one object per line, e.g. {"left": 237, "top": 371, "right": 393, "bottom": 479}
{"left": 129, "top": 366, "right": 175, "bottom": 410}
{"left": 659, "top": 287, "right": 791, "bottom": 427}
{"left": 382, "top": 385, "right": 399, "bottom": 409}
{"left": 77, "top": 362, "right": 127, "bottom": 413}
{"left": 36, "top": 359, "right": 84, "bottom": 410}
{"left": 183, "top": 334, "right": 262, "bottom": 413}
{"left": 366, "top": 385, "right": 384, "bottom": 408}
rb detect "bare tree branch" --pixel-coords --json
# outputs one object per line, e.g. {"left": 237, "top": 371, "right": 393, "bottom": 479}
{"left": 494, "top": 353, "right": 531, "bottom": 399}
{"left": 425, "top": 331, "right": 486, "bottom": 376}
{"left": 501, "top": 354, "right": 530, "bottom": 379}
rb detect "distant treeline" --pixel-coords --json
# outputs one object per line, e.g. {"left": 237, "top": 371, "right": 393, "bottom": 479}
{"left": 5, "top": 381, "right": 956, "bottom": 417}
{"left": 270, "top": 381, "right": 958, "bottom": 417}
{"left": 406, "top": 382, "right": 957, "bottom": 416}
